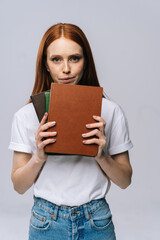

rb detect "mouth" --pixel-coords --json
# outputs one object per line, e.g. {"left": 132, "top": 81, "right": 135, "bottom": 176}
{"left": 59, "top": 77, "right": 75, "bottom": 83}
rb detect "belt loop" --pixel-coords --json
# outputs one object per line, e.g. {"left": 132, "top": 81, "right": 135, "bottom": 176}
{"left": 52, "top": 205, "right": 59, "bottom": 221}
{"left": 83, "top": 204, "right": 91, "bottom": 220}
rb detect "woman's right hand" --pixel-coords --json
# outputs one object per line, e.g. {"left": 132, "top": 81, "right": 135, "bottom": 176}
{"left": 35, "top": 112, "right": 57, "bottom": 163}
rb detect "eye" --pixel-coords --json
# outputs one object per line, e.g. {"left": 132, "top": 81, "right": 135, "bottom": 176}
{"left": 52, "top": 57, "right": 60, "bottom": 63}
{"left": 70, "top": 56, "right": 81, "bottom": 62}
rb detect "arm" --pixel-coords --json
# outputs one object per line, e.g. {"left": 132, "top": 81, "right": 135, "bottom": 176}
{"left": 11, "top": 151, "right": 45, "bottom": 194}
{"left": 82, "top": 115, "right": 133, "bottom": 189}
{"left": 95, "top": 151, "right": 132, "bottom": 189}
{"left": 11, "top": 113, "right": 57, "bottom": 194}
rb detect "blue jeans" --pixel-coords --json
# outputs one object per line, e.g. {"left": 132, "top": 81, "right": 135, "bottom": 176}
{"left": 29, "top": 196, "right": 116, "bottom": 240}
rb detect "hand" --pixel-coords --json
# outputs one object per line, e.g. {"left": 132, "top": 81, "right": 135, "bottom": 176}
{"left": 34, "top": 113, "right": 57, "bottom": 162}
{"left": 82, "top": 115, "right": 106, "bottom": 160}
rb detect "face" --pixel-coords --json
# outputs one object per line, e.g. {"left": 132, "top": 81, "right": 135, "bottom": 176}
{"left": 46, "top": 37, "right": 85, "bottom": 85}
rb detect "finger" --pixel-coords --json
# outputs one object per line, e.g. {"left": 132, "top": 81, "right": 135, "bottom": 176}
{"left": 39, "top": 121, "right": 56, "bottom": 132}
{"left": 39, "top": 131, "right": 57, "bottom": 139}
{"left": 83, "top": 138, "right": 100, "bottom": 145}
{"left": 86, "top": 122, "right": 104, "bottom": 129}
{"left": 82, "top": 129, "right": 102, "bottom": 138}
{"left": 93, "top": 115, "right": 106, "bottom": 126}
{"left": 37, "top": 138, "right": 56, "bottom": 150}
{"left": 38, "top": 112, "right": 48, "bottom": 129}
{"left": 83, "top": 137, "right": 106, "bottom": 147}
{"left": 37, "top": 128, "right": 56, "bottom": 143}
{"left": 35, "top": 122, "right": 56, "bottom": 142}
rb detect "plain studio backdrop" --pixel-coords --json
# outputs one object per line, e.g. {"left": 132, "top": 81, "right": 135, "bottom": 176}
{"left": 0, "top": 0, "right": 160, "bottom": 239}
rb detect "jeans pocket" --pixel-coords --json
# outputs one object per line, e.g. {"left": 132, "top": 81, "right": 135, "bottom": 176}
{"left": 30, "top": 205, "right": 51, "bottom": 231}
{"left": 90, "top": 202, "right": 113, "bottom": 231}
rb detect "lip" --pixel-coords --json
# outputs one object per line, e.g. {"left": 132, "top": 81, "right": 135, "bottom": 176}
{"left": 59, "top": 77, "right": 75, "bottom": 83}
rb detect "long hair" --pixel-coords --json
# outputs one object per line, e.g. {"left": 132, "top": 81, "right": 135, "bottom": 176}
{"left": 29, "top": 23, "right": 107, "bottom": 102}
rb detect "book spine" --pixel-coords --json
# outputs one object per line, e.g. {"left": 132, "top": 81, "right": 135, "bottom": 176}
{"left": 45, "top": 92, "right": 50, "bottom": 113}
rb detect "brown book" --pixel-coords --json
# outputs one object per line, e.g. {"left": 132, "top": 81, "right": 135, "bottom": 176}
{"left": 44, "top": 83, "right": 103, "bottom": 156}
{"left": 30, "top": 90, "right": 50, "bottom": 122}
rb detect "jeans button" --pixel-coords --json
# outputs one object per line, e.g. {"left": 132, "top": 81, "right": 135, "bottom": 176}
{"left": 72, "top": 211, "right": 77, "bottom": 216}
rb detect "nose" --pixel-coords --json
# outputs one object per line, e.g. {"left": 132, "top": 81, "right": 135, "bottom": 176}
{"left": 62, "top": 61, "right": 71, "bottom": 74}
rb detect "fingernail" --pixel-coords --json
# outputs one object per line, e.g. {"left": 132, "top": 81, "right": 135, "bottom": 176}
{"left": 93, "top": 115, "right": 97, "bottom": 118}
{"left": 83, "top": 140, "right": 86, "bottom": 143}
{"left": 82, "top": 133, "right": 86, "bottom": 137}
{"left": 53, "top": 131, "right": 57, "bottom": 134}
{"left": 86, "top": 124, "right": 90, "bottom": 127}
{"left": 51, "top": 121, "right": 56, "bottom": 124}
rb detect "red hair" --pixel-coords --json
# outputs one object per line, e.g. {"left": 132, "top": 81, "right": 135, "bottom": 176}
{"left": 29, "top": 23, "right": 104, "bottom": 102}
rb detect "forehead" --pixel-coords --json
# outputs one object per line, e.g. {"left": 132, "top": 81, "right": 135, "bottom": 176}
{"left": 47, "top": 37, "right": 83, "bottom": 55}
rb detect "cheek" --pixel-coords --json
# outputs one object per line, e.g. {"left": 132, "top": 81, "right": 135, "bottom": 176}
{"left": 75, "top": 63, "right": 84, "bottom": 75}
{"left": 49, "top": 66, "right": 59, "bottom": 76}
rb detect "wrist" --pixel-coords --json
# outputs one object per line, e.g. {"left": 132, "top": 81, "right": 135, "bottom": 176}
{"left": 95, "top": 149, "right": 105, "bottom": 161}
{"left": 32, "top": 152, "right": 47, "bottom": 165}
{"left": 95, "top": 150, "right": 111, "bottom": 163}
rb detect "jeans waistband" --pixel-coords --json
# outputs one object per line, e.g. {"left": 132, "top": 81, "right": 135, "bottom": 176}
{"left": 33, "top": 196, "right": 107, "bottom": 221}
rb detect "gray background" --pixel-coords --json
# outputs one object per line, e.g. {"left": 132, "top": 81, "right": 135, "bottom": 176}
{"left": 1, "top": 0, "right": 160, "bottom": 239}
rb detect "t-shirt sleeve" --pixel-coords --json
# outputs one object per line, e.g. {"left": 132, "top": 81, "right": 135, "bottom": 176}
{"left": 107, "top": 105, "right": 133, "bottom": 155}
{"left": 8, "top": 113, "right": 33, "bottom": 153}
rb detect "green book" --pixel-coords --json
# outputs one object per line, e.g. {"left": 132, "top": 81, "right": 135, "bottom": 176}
{"left": 45, "top": 91, "right": 51, "bottom": 113}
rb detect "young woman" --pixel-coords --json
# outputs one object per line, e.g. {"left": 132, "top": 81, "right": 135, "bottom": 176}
{"left": 9, "top": 23, "right": 133, "bottom": 240}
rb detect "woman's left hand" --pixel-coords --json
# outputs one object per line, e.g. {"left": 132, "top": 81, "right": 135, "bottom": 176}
{"left": 82, "top": 115, "right": 107, "bottom": 160}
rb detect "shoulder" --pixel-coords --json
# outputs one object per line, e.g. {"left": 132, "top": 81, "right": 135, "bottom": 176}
{"left": 102, "top": 97, "right": 125, "bottom": 119}
{"left": 14, "top": 103, "right": 38, "bottom": 126}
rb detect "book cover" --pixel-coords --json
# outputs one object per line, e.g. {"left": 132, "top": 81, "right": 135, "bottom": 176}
{"left": 30, "top": 90, "right": 50, "bottom": 122}
{"left": 44, "top": 83, "right": 103, "bottom": 157}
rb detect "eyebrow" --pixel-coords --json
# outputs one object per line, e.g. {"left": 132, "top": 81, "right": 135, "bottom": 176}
{"left": 49, "top": 53, "right": 83, "bottom": 58}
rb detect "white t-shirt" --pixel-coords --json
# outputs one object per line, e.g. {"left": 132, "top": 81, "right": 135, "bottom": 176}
{"left": 9, "top": 97, "right": 133, "bottom": 206}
